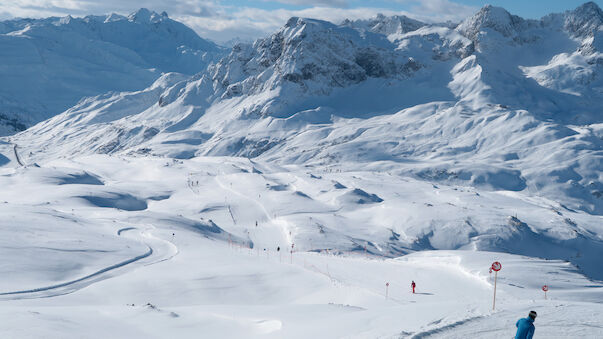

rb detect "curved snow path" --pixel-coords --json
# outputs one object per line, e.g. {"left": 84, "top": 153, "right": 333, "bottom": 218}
{"left": 12, "top": 143, "right": 24, "bottom": 166}
{"left": 138, "top": 226, "right": 179, "bottom": 267}
{"left": 0, "top": 226, "right": 177, "bottom": 300}
{"left": 0, "top": 248, "right": 152, "bottom": 298}
{"left": 117, "top": 227, "right": 137, "bottom": 236}
{"left": 409, "top": 316, "right": 485, "bottom": 338}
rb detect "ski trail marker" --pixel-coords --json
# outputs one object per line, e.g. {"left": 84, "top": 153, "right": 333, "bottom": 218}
{"left": 385, "top": 282, "right": 389, "bottom": 299}
{"left": 491, "top": 261, "right": 501, "bottom": 310}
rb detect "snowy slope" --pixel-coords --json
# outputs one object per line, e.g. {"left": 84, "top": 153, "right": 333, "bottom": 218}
{"left": 0, "top": 3, "right": 602, "bottom": 338}
{"left": 0, "top": 8, "right": 224, "bottom": 136}
{"left": 0, "top": 156, "right": 601, "bottom": 338}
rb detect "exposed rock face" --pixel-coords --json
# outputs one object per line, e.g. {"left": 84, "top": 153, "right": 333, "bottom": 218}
{"left": 208, "top": 17, "right": 423, "bottom": 99}
{"left": 342, "top": 13, "right": 426, "bottom": 35}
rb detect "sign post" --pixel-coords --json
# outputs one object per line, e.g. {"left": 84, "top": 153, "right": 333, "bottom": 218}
{"left": 386, "top": 282, "right": 389, "bottom": 299}
{"left": 542, "top": 285, "right": 548, "bottom": 300}
{"left": 290, "top": 243, "right": 295, "bottom": 264}
{"left": 491, "top": 261, "right": 502, "bottom": 311}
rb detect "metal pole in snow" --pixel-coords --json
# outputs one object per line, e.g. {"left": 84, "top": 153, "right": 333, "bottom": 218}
{"left": 493, "top": 271, "right": 498, "bottom": 311}
{"left": 386, "top": 282, "right": 389, "bottom": 299}
{"left": 490, "top": 261, "right": 501, "bottom": 311}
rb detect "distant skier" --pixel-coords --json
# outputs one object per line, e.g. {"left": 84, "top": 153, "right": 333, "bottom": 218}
{"left": 515, "top": 311, "right": 536, "bottom": 339}
{"left": 411, "top": 280, "right": 416, "bottom": 294}
{"left": 277, "top": 246, "right": 280, "bottom": 252}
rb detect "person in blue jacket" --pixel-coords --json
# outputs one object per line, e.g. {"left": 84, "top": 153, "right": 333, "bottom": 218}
{"left": 515, "top": 310, "right": 536, "bottom": 339}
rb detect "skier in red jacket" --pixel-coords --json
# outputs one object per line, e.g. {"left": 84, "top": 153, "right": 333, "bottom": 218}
{"left": 411, "top": 280, "right": 416, "bottom": 294}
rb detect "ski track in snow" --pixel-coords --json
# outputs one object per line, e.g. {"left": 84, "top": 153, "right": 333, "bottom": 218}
{"left": 0, "top": 226, "right": 177, "bottom": 300}
{"left": 409, "top": 316, "right": 485, "bottom": 338}
{"left": 0, "top": 247, "right": 152, "bottom": 299}
{"left": 12, "top": 144, "right": 24, "bottom": 166}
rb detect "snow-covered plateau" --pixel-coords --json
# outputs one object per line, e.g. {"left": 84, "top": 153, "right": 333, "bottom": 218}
{"left": 0, "top": 2, "right": 602, "bottom": 338}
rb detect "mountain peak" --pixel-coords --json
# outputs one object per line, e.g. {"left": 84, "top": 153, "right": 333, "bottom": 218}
{"left": 575, "top": 1, "right": 602, "bottom": 12}
{"left": 128, "top": 8, "right": 167, "bottom": 23}
{"left": 206, "top": 14, "right": 416, "bottom": 109}
{"left": 104, "top": 13, "right": 126, "bottom": 23}
{"left": 284, "top": 17, "right": 335, "bottom": 30}
{"left": 471, "top": 5, "right": 513, "bottom": 20}
{"left": 343, "top": 13, "right": 425, "bottom": 36}
{"left": 564, "top": 1, "right": 603, "bottom": 37}
{"left": 59, "top": 15, "right": 74, "bottom": 25}
{"left": 457, "top": 4, "right": 524, "bottom": 40}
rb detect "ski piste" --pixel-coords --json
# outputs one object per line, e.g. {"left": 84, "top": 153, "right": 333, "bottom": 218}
{"left": 0, "top": 2, "right": 602, "bottom": 338}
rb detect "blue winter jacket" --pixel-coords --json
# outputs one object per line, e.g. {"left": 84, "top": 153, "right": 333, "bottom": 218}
{"left": 515, "top": 317, "right": 535, "bottom": 339}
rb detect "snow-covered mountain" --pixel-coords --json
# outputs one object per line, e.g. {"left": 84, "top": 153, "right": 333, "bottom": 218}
{"left": 1, "top": 4, "right": 603, "bottom": 337}
{"left": 342, "top": 13, "right": 427, "bottom": 35}
{"left": 0, "top": 8, "right": 224, "bottom": 136}
{"left": 12, "top": 2, "right": 602, "bottom": 214}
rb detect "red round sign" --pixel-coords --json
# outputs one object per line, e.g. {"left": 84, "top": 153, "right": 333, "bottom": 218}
{"left": 491, "top": 261, "right": 502, "bottom": 272}
{"left": 542, "top": 285, "right": 548, "bottom": 292}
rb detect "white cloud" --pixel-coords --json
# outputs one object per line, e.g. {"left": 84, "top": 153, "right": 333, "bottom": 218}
{"left": 177, "top": 6, "right": 407, "bottom": 43}
{"left": 2, "top": 0, "right": 221, "bottom": 18}
{"left": 265, "top": 0, "right": 349, "bottom": 7}
{"left": 397, "top": 0, "right": 476, "bottom": 22}
{"left": 1, "top": 0, "right": 478, "bottom": 43}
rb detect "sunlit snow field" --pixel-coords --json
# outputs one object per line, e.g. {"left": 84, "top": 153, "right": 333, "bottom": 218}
{"left": 0, "top": 153, "right": 601, "bottom": 338}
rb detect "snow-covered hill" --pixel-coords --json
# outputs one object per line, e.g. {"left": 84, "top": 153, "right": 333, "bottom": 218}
{"left": 0, "top": 3, "right": 602, "bottom": 338}
{"left": 10, "top": 3, "right": 602, "bottom": 215}
{"left": 0, "top": 8, "right": 224, "bottom": 136}
{"left": 0, "top": 155, "right": 601, "bottom": 338}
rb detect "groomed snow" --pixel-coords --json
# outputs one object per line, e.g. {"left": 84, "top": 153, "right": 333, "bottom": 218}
{"left": 0, "top": 154, "right": 601, "bottom": 337}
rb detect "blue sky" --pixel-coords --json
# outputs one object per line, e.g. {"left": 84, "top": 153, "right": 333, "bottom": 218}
{"left": 2, "top": 0, "right": 601, "bottom": 42}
